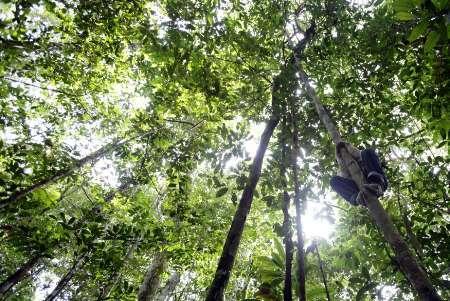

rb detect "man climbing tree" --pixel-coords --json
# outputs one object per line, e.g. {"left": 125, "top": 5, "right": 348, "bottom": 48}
{"left": 297, "top": 65, "right": 442, "bottom": 301}
{"left": 330, "top": 142, "right": 388, "bottom": 206}
{"left": 1, "top": 1, "right": 448, "bottom": 300}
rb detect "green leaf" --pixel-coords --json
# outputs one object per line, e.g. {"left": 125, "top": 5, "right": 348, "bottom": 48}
{"left": 411, "top": 0, "right": 424, "bottom": 5}
{"left": 431, "top": 0, "right": 448, "bottom": 10}
{"left": 271, "top": 251, "right": 284, "bottom": 268}
{"left": 408, "top": 20, "right": 429, "bottom": 42}
{"left": 206, "top": 14, "right": 213, "bottom": 25}
{"left": 362, "top": 266, "right": 370, "bottom": 280}
{"left": 395, "top": 12, "right": 414, "bottom": 21}
{"left": 257, "top": 256, "right": 276, "bottom": 269}
{"left": 215, "top": 187, "right": 228, "bottom": 197}
{"left": 393, "top": 0, "right": 414, "bottom": 12}
{"left": 424, "top": 31, "right": 440, "bottom": 52}
{"left": 274, "top": 238, "right": 285, "bottom": 260}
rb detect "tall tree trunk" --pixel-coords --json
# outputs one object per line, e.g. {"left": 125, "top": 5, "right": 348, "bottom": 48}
{"left": 280, "top": 127, "right": 293, "bottom": 301}
{"left": 287, "top": 95, "right": 307, "bottom": 300}
{"left": 44, "top": 252, "right": 88, "bottom": 301}
{"left": 205, "top": 117, "right": 279, "bottom": 301}
{"left": 297, "top": 67, "right": 442, "bottom": 301}
{"left": 0, "top": 255, "right": 41, "bottom": 297}
{"left": 314, "top": 243, "right": 331, "bottom": 301}
{"left": 290, "top": 116, "right": 306, "bottom": 301}
{"left": 156, "top": 272, "right": 180, "bottom": 301}
{"left": 138, "top": 252, "right": 166, "bottom": 301}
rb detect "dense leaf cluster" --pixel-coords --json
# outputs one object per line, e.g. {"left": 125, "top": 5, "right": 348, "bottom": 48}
{"left": 0, "top": 0, "right": 448, "bottom": 300}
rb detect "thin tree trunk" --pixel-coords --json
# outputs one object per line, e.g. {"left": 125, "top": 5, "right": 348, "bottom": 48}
{"left": 156, "top": 272, "right": 180, "bottom": 301}
{"left": 97, "top": 238, "right": 140, "bottom": 300}
{"left": 44, "top": 252, "right": 88, "bottom": 301}
{"left": 297, "top": 67, "right": 442, "bottom": 301}
{"left": 314, "top": 243, "right": 331, "bottom": 301}
{"left": 0, "top": 131, "right": 153, "bottom": 209}
{"left": 0, "top": 255, "right": 41, "bottom": 297}
{"left": 0, "top": 142, "right": 117, "bottom": 209}
{"left": 290, "top": 115, "right": 306, "bottom": 301}
{"left": 280, "top": 127, "right": 293, "bottom": 301}
{"left": 138, "top": 252, "right": 167, "bottom": 301}
{"left": 205, "top": 117, "right": 279, "bottom": 301}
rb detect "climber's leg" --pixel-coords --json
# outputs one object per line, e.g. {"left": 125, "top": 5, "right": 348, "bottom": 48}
{"left": 330, "top": 176, "right": 361, "bottom": 206}
{"left": 361, "top": 149, "right": 388, "bottom": 190}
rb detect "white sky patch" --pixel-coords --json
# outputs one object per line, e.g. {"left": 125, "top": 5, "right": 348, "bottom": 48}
{"left": 356, "top": 21, "right": 365, "bottom": 30}
{"left": 62, "top": 121, "right": 120, "bottom": 188}
{"left": 26, "top": 117, "right": 51, "bottom": 144}
{"left": 0, "top": 126, "right": 19, "bottom": 144}
{"left": 91, "top": 158, "right": 120, "bottom": 188}
{"left": 331, "top": 27, "right": 338, "bottom": 38}
{"left": 349, "top": 0, "right": 372, "bottom": 6}
{"left": 33, "top": 270, "right": 59, "bottom": 301}
{"left": 109, "top": 81, "right": 150, "bottom": 111}
{"left": 225, "top": 121, "right": 268, "bottom": 170}
{"left": 302, "top": 191, "right": 337, "bottom": 241}
{"left": 7, "top": 78, "right": 44, "bottom": 99}
{"left": 243, "top": 122, "right": 267, "bottom": 158}
{"left": 324, "top": 84, "right": 334, "bottom": 95}
{"left": 377, "top": 285, "right": 401, "bottom": 300}
{"left": 226, "top": 121, "right": 337, "bottom": 241}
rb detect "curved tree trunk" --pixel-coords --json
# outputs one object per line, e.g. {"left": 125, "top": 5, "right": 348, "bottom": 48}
{"left": 297, "top": 67, "right": 442, "bottom": 301}
{"left": 138, "top": 252, "right": 167, "bottom": 301}
{"left": 44, "top": 252, "right": 88, "bottom": 301}
{"left": 156, "top": 271, "right": 180, "bottom": 301}
{"left": 205, "top": 117, "right": 279, "bottom": 301}
{"left": 0, "top": 255, "right": 41, "bottom": 297}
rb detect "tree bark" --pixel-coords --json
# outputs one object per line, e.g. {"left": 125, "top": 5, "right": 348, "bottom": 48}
{"left": 290, "top": 116, "right": 307, "bottom": 301}
{"left": 314, "top": 243, "right": 331, "bottom": 301}
{"left": 0, "top": 255, "right": 41, "bottom": 297}
{"left": 44, "top": 252, "right": 88, "bottom": 301}
{"left": 138, "top": 252, "right": 167, "bottom": 301}
{"left": 156, "top": 272, "right": 180, "bottom": 301}
{"left": 205, "top": 117, "right": 279, "bottom": 301}
{"left": 297, "top": 67, "right": 442, "bottom": 301}
{"left": 280, "top": 129, "right": 293, "bottom": 301}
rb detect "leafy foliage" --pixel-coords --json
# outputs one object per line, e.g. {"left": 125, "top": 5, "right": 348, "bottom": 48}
{"left": 0, "top": 0, "right": 448, "bottom": 300}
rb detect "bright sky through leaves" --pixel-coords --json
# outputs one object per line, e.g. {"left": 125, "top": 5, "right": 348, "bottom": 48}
{"left": 0, "top": 0, "right": 448, "bottom": 300}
